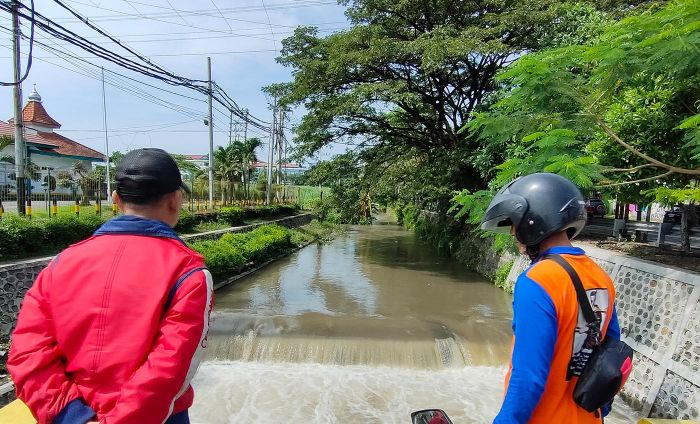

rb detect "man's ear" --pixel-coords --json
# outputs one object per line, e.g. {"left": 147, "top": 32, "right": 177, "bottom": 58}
{"left": 112, "top": 190, "right": 124, "bottom": 211}
{"left": 168, "top": 190, "right": 183, "bottom": 213}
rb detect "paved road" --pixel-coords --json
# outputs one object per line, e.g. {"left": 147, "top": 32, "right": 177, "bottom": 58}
{"left": 583, "top": 217, "right": 700, "bottom": 248}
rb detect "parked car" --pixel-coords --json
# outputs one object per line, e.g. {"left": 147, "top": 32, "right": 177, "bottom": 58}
{"left": 585, "top": 198, "right": 606, "bottom": 218}
{"left": 663, "top": 205, "right": 700, "bottom": 227}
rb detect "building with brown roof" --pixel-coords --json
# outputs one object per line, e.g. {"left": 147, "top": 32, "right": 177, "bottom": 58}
{"left": 0, "top": 86, "right": 105, "bottom": 195}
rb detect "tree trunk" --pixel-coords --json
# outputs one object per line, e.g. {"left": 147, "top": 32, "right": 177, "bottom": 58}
{"left": 636, "top": 206, "right": 642, "bottom": 222}
{"left": 624, "top": 203, "right": 630, "bottom": 221}
{"left": 645, "top": 204, "right": 652, "bottom": 222}
{"left": 680, "top": 203, "right": 691, "bottom": 252}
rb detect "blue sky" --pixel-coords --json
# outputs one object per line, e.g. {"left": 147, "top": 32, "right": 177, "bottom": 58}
{"left": 0, "top": 0, "right": 350, "bottom": 164}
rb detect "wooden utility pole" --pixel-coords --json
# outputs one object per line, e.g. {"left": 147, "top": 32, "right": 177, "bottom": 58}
{"left": 12, "top": 0, "right": 25, "bottom": 215}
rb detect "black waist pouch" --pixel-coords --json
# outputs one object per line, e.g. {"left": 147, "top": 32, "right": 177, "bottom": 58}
{"left": 546, "top": 254, "right": 634, "bottom": 412}
{"left": 573, "top": 336, "right": 633, "bottom": 411}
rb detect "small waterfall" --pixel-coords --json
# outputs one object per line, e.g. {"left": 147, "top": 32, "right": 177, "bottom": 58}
{"left": 204, "top": 331, "right": 510, "bottom": 369}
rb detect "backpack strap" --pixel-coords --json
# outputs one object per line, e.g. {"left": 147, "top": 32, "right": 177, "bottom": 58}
{"left": 544, "top": 254, "right": 599, "bottom": 326}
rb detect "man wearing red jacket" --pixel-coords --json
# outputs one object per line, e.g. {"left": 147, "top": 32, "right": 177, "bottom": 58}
{"left": 8, "top": 148, "right": 213, "bottom": 424}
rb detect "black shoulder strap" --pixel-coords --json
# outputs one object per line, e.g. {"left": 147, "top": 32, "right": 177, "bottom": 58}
{"left": 545, "top": 254, "right": 598, "bottom": 325}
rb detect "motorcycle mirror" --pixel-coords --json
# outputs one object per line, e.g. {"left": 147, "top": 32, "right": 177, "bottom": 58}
{"left": 410, "top": 409, "right": 454, "bottom": 424}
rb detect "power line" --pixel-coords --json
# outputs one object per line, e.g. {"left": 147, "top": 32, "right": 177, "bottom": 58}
{"left": 0, "top": 47, "right": 280, "bottom": 58}
{"left": 0, "top": 14, "right": 349, "bottom": 36}
{"left": 57, "top": 119, "right": 199, "bottom": 132}
{"left": 208, "top": 0, "right": 233, "bottom": 33}
{"left": 0, "top": 14, "right": 348, "bottom": 44}
{"left": 164, "top": 0, "right": 190, "bottom": 26}
{"left": 0, "top": 39, "right": 207, "bottom": 121}
{"left": 57, "top": 0, "right": 338, "bottom": 41}
{"left": 1, "top": 1, "right": 270, "bottom": 130}
{"left": 0, "top": 0, "right": 34, "bottom": 86}
{"left": 59, "top": 0, "right": 340, "bottom": 24}
{"left": 260, "top": 0, "right": 278, "bottom": 51}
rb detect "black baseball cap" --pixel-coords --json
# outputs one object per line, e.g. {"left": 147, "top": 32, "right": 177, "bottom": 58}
{"left": 115, "top": 148, "right": 190, "bottom": 199}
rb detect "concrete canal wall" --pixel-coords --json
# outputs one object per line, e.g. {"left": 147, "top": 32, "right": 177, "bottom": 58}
{"left": 0, "top": 213, "right": 313, "bottom": 336}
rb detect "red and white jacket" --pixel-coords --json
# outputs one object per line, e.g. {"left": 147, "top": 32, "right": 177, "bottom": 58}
{"left": 8, "top": 215, "right": 213, "bottom": 424}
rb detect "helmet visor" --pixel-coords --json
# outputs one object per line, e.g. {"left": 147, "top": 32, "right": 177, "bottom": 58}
{"left": 480, "top": 192, "right": 528, "bottom": 233}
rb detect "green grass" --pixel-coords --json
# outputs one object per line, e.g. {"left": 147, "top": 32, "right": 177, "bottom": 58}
{"left": 190, "top": 220, "right": 339, "bottom": 282}
{"left": 2, "top": 204, "right": 113, "bottom": 219}
{"left": 191, "top": 221, "right": 233, "bottom": 233}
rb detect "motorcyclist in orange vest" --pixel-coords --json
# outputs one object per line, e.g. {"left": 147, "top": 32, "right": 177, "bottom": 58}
{"left": 481, "top": 173, "right": 620, "bottom": 424}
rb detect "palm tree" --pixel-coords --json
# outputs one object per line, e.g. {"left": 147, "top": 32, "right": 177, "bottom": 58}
{"left": 236, "top": 137, "right": 262, "bottom": 201}
{"left": 214, "top": 145, "right": 242, "bottom": 204}
{"left": 0, "top": 135, "right": 13, "bottom": 164}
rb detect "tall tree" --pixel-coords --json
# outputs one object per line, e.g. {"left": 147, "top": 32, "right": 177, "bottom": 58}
{"left": 459, "top": 0, "right": 699, "bottom": 249}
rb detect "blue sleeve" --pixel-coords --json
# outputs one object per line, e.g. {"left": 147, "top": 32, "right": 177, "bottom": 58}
{"left": 600, "top": 304, "right": 621, "bottom": 418}
{"left": 606, "top": 304, "right": 621, "bottom": 341}
{"left": 52, "top": 399, "right": 96, "bottom": 424}
{"left": 494, "top": 273, "right": 557, "bottom": 424}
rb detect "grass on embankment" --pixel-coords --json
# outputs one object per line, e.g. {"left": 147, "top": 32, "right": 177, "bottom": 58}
{"left": 189, "top": 220, "right": 338, "bottom": 283}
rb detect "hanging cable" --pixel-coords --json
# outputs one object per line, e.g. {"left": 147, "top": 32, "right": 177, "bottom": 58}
{"left": 0, "top": 0, "right": 34, "bottom": 86}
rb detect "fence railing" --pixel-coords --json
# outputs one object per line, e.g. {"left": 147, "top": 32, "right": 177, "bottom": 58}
{"left": 0, "top": 163, "right": 322, "bottom": 219}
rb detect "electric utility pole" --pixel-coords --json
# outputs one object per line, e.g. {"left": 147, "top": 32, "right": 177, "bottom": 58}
{"left": 276, "top": 108, "right": 284, "bottom": 184}
{"left": 243, "top": 109, "right": 248, "bottom": 142}
{"left": 12, "top": 0, "right": 25, "bottom": 215}
{"left": 101, "top": 67, "right": 111, "bottom": 202}
{"left": 228, "top": 109, "right": 233, "bottom": 144}
{"left": 266, "top": 97, "right": 277, "bottom": 205}
{"left": 207, "top": 57, "right": 214, "bottom": 206}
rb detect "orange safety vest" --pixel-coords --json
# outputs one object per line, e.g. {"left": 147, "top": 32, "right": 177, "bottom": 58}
{"left": 503, "top": 249, "right": 617, "bottom": 423}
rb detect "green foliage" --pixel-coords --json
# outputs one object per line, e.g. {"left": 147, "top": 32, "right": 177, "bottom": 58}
{"left": 218, "top": 207, "right": 244, "bottom": 226}
{"left": 288, "top": 220, "right": 339, "bottom": 246}
{"left": 494, "top": 260, "right": 515, "bottom": 293}
{"left": 0, "top": 214, "right": 106, "bottom": 260}
{"left": 190, "top": 225, "right": 294, "bottom": 281}
{"left": 466, "top": 0, "right": 700, "bottom": 215}
{"left": 175, "top": 211, "right": 203, "bottom": 232}
{"left": 302, "top": 153, "right": 373, "bottom": 224}
{"left": 648, "top": 185, "right": 700, "bottom": 207}
{"left": 449, "top": 189, "right": 494, "bottom": 226}
{"left": 191, "top": 222, "right": 336, "bottom": 282}
{"left": 392, "top": 203, "right": 420, "bottom": 229}
{"left": 493, "top": 233, "right": 516, "bottom": 255}
{"left": 175, "top": 205, "right": 298, "bottom": 233}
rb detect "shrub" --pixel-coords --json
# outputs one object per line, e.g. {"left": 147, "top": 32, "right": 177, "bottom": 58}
{"left": 191, "top": 240, "right": 246, "bottom": 281}
{"left": 242, "top": 225, "right": 292, "bottom": 262}
{"left": 218, "top": 207, "right": 244, "bottom": 226}
{"left": 43, "top": 215, "right": 105, "bottom": 247}
{"left": 190, "top": 224, "right": 294, "bottom": 282}
{"left": 175, "top": 211, "right": 200, "bottom": 232}
{"left": 0, "top": 215, "right": 47, "bottom": 259}
{"left": 0, "top": 214, "right": 106, "bottom": 260}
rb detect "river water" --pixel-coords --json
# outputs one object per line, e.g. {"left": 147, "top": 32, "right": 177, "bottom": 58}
{"left": 190, "top": 220, "right": 640, "bottom": 423}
